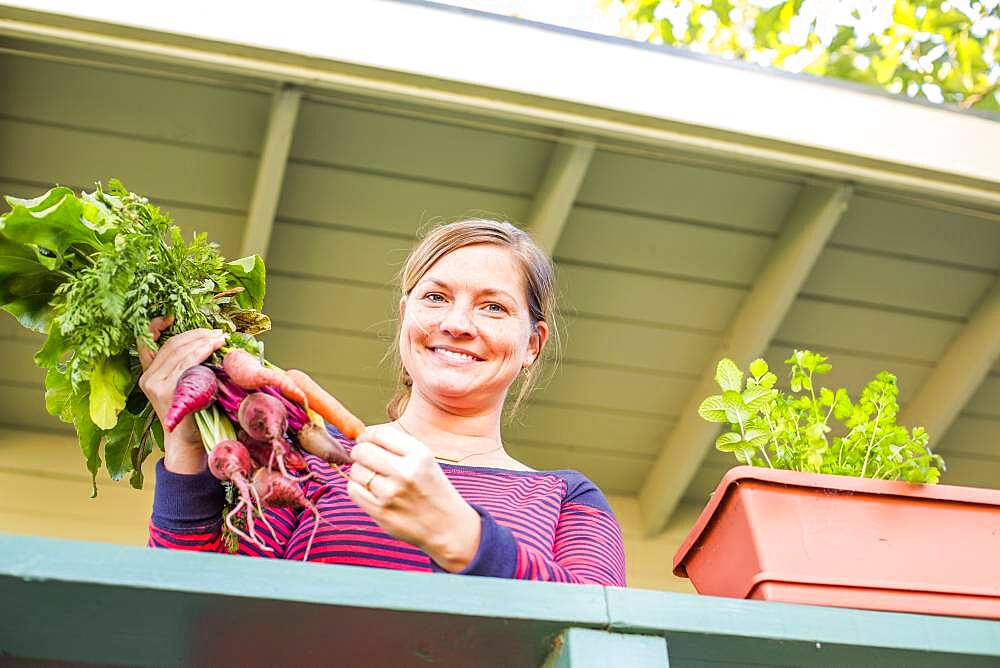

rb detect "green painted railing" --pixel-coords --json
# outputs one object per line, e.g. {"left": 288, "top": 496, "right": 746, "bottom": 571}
{"left": 1, "top": 533, "right": 998, "bottom": 666}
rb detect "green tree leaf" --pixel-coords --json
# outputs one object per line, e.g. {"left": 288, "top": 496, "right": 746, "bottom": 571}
{"left": 749, "top": 358, "right": 768, "bottom": 378}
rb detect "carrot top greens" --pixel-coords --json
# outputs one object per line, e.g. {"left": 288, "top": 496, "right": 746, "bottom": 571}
{"left": 0, "top": 180, "right": 269, "bottom": 494}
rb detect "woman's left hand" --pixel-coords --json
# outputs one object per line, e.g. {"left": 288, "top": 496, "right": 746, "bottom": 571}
{"left": 347, "top": 426, "right": 482, "bottom": 572}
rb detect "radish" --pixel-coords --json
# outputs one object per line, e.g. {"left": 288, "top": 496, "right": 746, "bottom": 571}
{"left": 237, "top": 392, "right": 310, "bottom": 482}
{"left": 163, "top": 365, "right": 218, "bottom": 430}
{"left": 238, "top": 428, "right": 306, "bottom": 472}
{"left": 207, "top": 440, "right": 277, "bottom": 550}
{"left": 253, "top": 468, "right": 325, "bottom": 561}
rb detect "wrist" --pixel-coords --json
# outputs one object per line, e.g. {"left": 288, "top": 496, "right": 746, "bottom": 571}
{"left": 426, "top": 502, "right": 482, "bottom": 573}
{"left": 163, "top": 431, "right": 208, "bottom": 474}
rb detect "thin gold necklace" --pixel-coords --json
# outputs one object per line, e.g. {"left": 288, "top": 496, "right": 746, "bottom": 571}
{"left": 393, "top": 420, "right": 505, "bottom": 464}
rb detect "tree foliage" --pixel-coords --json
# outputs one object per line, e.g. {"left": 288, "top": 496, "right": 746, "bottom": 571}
{"left": 602, "top": 0, "right": 1000, "bottom": 112}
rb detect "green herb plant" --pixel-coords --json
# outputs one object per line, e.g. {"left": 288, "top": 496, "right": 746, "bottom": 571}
{"left": 698, "top": 350, "right": 945, "bottom": 483}
{"left": 0, "top": 181, "right": 269, "bottom": 494}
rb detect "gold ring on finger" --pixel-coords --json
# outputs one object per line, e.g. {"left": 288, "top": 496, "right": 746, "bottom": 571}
{"left": 364, "top": 470, "right": 378, "bottom": 489}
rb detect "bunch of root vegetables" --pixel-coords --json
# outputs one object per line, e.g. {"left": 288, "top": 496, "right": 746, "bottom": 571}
{"left": 0, "top": 180, "right": 366, "bottom": 558}
{"left": 165, "top": 349, "right": 365, "bottom": 558}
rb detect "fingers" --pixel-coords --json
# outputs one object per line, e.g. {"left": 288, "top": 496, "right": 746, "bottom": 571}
{"left": 351, "top": 439, "right": 402, "bottom": 476}
{"left": 153, "top": 330, "right": 226, "bottom": 381}
{"left": 357, "top": 424, "right": 421, "bottom": 457}
{"left": 346, "top": 463, "right": 384, "bottom": 508}
{"left": 138, "top": 315, "right": 175, "bottom": 370}
{"left": 347, "top": 477, "right": 382, "bottom": 510}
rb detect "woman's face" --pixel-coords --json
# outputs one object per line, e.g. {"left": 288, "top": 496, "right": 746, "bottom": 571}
{"left": 399, "top": 244, "right": 548, "bottom": 413}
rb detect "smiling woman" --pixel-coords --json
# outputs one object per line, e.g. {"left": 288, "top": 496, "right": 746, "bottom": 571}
{"left": 146, "top": 219, "right": 627, "bottom": 586}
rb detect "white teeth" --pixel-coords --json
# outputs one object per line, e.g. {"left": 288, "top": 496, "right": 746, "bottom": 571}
{"left": 435, "top": 348, "right": 476, "bottom": 361}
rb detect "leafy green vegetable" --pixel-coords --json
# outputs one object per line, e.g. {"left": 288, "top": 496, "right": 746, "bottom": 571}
{"left": 0, "top": 180, "right": 270, "bottom": 493}
{"left": 699, "top": 351, "right": 945, "bottom": 484}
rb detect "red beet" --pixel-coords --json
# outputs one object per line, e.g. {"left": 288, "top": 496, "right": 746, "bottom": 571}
{"left": 253, "top": 468, "right": 324, "bottom": 561}
{"left": 163, "top": 365, "right": 218, "bottom": 430}
{"left": 208, "top": 439, "right": 253, "bottom": 481}
{"left": 209, "top": 440, "right": 278, "bottom": 551}
{"left": 238, "top": 392, "right": 287, "bottom": 442}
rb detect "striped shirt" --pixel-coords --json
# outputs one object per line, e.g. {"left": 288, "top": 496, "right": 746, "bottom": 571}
{"left": 149, "top": 440, "right": 627, "bottom": 586}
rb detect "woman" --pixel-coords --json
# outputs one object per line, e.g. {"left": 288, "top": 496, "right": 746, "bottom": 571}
{"left": 141, "top": 219, "right": 626, "bottom": 586}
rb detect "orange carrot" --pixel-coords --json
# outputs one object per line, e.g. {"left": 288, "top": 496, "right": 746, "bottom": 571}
{"left": 223, "top": 349, "right": 306, "bottom": 405}
{"left": 286, "top": 368, "right": 365, "bottom": 440}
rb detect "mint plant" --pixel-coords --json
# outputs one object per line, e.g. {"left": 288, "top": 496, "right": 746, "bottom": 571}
{"left": 698, "top": 351, "right": 945, "bottom": 483}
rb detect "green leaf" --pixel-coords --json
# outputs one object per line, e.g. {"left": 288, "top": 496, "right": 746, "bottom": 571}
{"left": 225, "top": 255, "right": 266, "bottom": 311}
{"left": 70, "top": 385, "right": 102, "bottom": 497}
{"left": 723, "top": 389, "right": 751, "bottom": 424}
{"left": 758, "top": 371, "right": 777, "bottom": 389}
{"left": 829, "top": 25, "right": 854, "bottom": 51}
{"left": 749, "top": 358, "right": 768, "bottom": 379}
{"left": 744, "top": 428, "right": 769, "bottom": 449}
{"left": 711, "top": 0, "right": 733, "bottom": 26}
{"left": 698, "top": 394, "right": 729, "bottom": 423}
{"left": 715, "top": 358, "right": 743, "bottom": 392}
{"left": 753, "top": 2, "right": 784, "bottom": 44}
{"left": 33, "top": 321, "right": 66, "bottom": 369}
{"left": 742, "top": 385, "right": 771, "bottom": 412}
{"left": 0, "top": 188, "right": 104, "bottom": 269}
{"left": 89, "top": 353, "right": 132, "bottom": 430}
{"left": 44, "top": 366, "right": 74, "bottom": 423}
{"left": 104, "top": 407, "right": 146, "bottom": 481}
{"left": 892, "top": 0, "right": 917, "bottom": 29}
{"left": 715, "top": 431, "right": 743, "bottom": 453}
{"left": 0, "top": 236, "right": 65, "bottom": 332}
{"left": 819, "top": 387, "right": 835, "bottom": 406}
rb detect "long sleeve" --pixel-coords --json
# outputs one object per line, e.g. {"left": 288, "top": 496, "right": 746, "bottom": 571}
{"left": 147, "top": 459, "right": 301, "bottom": 557}
{"left": 436, "top": 472, "right": 627, "bottom": 586}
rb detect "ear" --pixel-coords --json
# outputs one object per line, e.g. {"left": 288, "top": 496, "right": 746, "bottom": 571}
{"left": 525, "top": 321, "right": 549, "bottom": 367}
{"left": 399, "top": 296, "right": 406, "bottom": 320}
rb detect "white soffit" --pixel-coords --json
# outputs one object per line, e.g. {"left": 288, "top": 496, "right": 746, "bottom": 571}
{"left": 1, "top": 0, "right": 998, "bottom": 203}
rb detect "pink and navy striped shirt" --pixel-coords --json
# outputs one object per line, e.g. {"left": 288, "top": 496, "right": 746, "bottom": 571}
{"left": 149, "top": 437, "right": 627, "bottom": 586}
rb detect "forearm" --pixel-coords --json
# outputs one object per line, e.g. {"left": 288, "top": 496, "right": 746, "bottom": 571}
{"left": 148, "top": 458, "right": 295, "bottom": 557}
{"left": 429, "top": 503, "right": 626, "bottom": 586}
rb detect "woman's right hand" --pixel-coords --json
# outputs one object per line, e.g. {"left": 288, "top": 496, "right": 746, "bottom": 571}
{"left": 137, "top": 316, "right": 227, "bottom": 473}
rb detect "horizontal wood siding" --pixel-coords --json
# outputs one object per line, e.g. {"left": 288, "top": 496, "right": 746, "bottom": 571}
{"left": 0, "top": 48, "right": 997, "bottom": 545}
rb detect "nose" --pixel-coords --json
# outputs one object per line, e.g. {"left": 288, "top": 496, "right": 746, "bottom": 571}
{"left": 439, "top": 302, "right": 476, "bottom": 338}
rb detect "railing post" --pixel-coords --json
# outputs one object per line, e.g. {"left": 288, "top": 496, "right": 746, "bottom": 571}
{"left": 542, "top": 628, "right": 669, "bottom": 667}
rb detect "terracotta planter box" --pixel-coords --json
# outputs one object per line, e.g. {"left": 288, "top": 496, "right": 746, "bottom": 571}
{"left": 673, "top": 466, "right": 1000, "bottom": 620}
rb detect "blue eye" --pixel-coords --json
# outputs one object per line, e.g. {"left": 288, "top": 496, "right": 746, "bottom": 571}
{"left": 424, "top": 292, "right": 445, "bottom": 303}
{"left": 485, "top": 303, "right": 506, "bottom": 313}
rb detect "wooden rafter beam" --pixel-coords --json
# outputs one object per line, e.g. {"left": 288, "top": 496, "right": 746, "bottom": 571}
{"left": 525, "top": 138, "right": 595, "bottom": 255}
{"left": 899, "top": 279, "right": 1000, "bottom": 446}
{"left": 240, "top": 84, "right": 302, "bottom": 259}
{"left": 638, "top": 183, "right": 853, "bottom": 536}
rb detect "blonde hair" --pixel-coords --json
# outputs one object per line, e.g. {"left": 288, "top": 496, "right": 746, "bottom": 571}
{"left": 386, "top": 218, "right": 560, "bottom": 421}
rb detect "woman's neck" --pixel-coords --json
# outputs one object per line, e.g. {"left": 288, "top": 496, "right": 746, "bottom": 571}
{"left": 396, "top": 391, "right": 504, "bottom": 458}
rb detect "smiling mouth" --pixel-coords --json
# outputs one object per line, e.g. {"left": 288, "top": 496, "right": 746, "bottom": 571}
{"left": 430, "top": 347, "right": 482, "bottom": 362}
